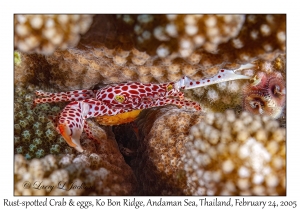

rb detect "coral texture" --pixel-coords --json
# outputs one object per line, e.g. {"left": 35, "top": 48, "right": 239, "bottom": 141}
{"left": 185, "top": 110, "right": 286, "bottom": 195}
{"left": 120, "top": 106, "right": 285, "bottom": 195}
{"left": 14, "top": 51, "right": 53, "bottom": 86}
{"left": 42, "top": 14, "right": 285, "bottom": 91}
{"left": 14, "top": 14, "right": 286, "bottom": 196}
{"left": 14, "top": 84, "right": 67, "bottom": 160}
{"left": 131, "top": 105, "right": 203, "bottom": 195}
{"left": 14, "top": 121, "right": 137, "bottom": 195}
{"left": 14, "top": 15, "right": 94, "bottom": 55}
{"left": 116, "top": 14, "right": 246, "bottom": 55}
{"left": 184, "top": 52, "right": 286, "bottom": 119}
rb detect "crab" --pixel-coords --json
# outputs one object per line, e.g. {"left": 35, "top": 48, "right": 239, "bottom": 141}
{"left": 33, "top": 64, "right": 254, "bottom": 152}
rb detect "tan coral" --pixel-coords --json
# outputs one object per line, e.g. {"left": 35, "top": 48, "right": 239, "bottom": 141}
{"left": 118, "top": 14, "right": 245, "bottom": 56}
{"left": 41, "top": 14, "right": 285, "bottom": 90}
{"left": 184, "top": 110, "right": 285, "bottom": 195}
{"left": 14, "top": 51, "right": 52, "bottom": 85}
{"left": 184, "top": 52, "right": 286, "bottom": 119}
{"left": 14, "top": 15, "right": 94, "bottom": 55}
{"left": 14, "top": 14, "right": 286, "bottom": 196}
{"left": 131, "top": 105, "right": 203, "bottom": 195}
{"left": 116, "top": 106, "right": 285, "bottom": 195}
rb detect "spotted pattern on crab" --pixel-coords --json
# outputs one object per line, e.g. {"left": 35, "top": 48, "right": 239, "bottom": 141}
{"left": 96, "top": 82, "right": 181, "bottom": 109}
{"left": 34, "top": 82, "right": 199, "bottom": 152}
{"left": 184, "top": 69, "right": 250, "bottom": 89}
{"left": 54, "top": 99, "right": 128, "bottom": 152}
{"left": 34, "top": 89, "right": 95, "bottom": 106}
{"left": 34, "top": 65, "right": 254, "bottom": 152}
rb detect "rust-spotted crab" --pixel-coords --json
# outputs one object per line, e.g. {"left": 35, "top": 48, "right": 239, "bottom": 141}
{"left": 34, "top": 64, "right": 253, "bottom": 152}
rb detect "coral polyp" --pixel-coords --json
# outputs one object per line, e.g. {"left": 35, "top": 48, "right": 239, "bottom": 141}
{"left": 13, "top": 14, "right": 286, "bottom": 196}
{"left": 243, "top": 72, "right": 285, "bottom": 119}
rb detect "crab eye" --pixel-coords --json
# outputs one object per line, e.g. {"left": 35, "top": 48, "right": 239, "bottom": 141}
{"left": 114, "top": 95, "right": 125, "bottom": 103}
{"left": 166, "top": 84, "right": 173, "bottom": 92}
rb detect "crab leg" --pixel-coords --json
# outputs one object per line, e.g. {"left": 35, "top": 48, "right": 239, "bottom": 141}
{"left": 155, "top": 98, "right": 201, "bottom": 110}
{"left": 35, "top": 89, "right": 95, "bottom": 97}
{"left": 135, "top": 97, "right": 201, "bottom": 111}
{"left": 164, "top": 90, "right": 184, "bottom": 100}
{"left": 175, "top": 64, "right": 254, "bottom": 90}
{"left": 57, "top": 98, "right": 127, "bottom": 152}
{"left": 34, "top": 89, "right": 95, "bottom": 106}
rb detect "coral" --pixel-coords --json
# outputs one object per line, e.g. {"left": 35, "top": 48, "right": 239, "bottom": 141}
{"left": 184, "top": 79, "right": 247, "bottom": 113}
{"left": 14, "top": 83, "right": 138, "bottom": 194}
{"left": 14, "top": 51, "right": 37, "bottom": 85}
{"left": 14, "top": 51, "right": 53, "bottom": 86}
{"left": 42, "top": 14, "right": 285, "bottom": 91}
{"left": 185, "top": 110, "right": 286, "bottom": 195}
{"left": 184, "top": 52, "right": 286, "bottom": 119}
{"left": 14, "top": 84, "right": 68, "bottom": 159}
{"left": 44, "top": 47, "right": 105, "bottom": 90}
{"left": 14, "top": 120, "right": 137, "bottom": 195}
{"left": 117, "top": 14, "right": 246, "bottom": 56}
{"left": 83, "top": 14, "right": 286, "bottom": 60}
{"left": 130, "top": 105, "right": 203, "bottom": 195}
{"left": 14, "top": 14, "right": 286, "bottom": 196}
{"left": 118, "top": 106, "right": 286, "bottom": 195}
{"left": 14, "top": 15, "right": 94, "bottom": 55}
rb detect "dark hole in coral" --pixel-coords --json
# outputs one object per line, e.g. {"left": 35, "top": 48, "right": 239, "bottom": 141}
{"left": 112, "top": 123, "right": 139, "bottom": 166}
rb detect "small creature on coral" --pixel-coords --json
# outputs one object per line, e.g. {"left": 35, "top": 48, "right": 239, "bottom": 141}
{"left": 242, "top": 71, "right": 286, "bottom": 119}
{"left": 34, "top": 65, "right": 253, "bottom": 152}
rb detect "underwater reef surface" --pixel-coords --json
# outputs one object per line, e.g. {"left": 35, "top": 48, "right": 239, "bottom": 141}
{"left": 15, "top": 14, "right": 286, "bottom": 90}
{"left": 14, "top": 14, "right": 286, "bottom": 195}
{"left": 114, "top": 106, "right": 285, "bottom": 195}
{"left": 15, "top": 120, "right": 137, "bottom": 195}
{"left": 14, "top": 15, "right": 94, "bottom": 55}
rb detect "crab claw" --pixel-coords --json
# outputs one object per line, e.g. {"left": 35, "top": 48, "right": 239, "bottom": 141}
{"left": 58, "top": 123, "right": 84, "bottom": 152}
